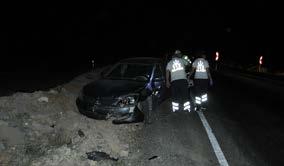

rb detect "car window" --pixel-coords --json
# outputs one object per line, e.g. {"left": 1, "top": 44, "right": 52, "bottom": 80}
{"left": 106, "top": 63, "right": 153, "bottom": 81}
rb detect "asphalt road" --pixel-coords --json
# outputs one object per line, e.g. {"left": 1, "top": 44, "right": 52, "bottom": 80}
{"left": 127, "top": 71, "right": 284, "bottom": 166}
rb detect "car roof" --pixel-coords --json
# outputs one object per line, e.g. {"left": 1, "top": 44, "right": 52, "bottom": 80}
{"left": 118, "top": 57, "right": 162, "bottom": 65}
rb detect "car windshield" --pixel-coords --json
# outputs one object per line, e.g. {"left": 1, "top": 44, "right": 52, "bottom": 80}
{"left": 105, "top": 63, "right": 153, "bottom": 81}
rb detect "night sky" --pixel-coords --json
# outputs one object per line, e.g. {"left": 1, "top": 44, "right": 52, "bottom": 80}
{"left": 3, "top": 1, "right": 282, "bottom": 72}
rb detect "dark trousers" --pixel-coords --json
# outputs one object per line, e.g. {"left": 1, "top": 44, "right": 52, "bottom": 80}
{"left": 194, "top": 79, "right": 209, "bottom": 107}
{"left": 194, "top": 79, "right": 209, "bottom": 96}
{"left": 171, "top": 79, "right": 189, "bottom": 110}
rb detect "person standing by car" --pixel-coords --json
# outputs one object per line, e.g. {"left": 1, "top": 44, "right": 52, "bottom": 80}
{"left": 166, "top": 50, "right": 191, "bottom": 112}
{"left": 188, "top": 51, "right": 213, "bottom": 110}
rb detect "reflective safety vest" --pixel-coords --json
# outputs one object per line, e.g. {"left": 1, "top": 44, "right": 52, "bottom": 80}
{"left": 172, "top": 59, "right": 184, "bottom": 72}
{"left": 196, "top": 61, "right": 206, "bottom": 72}
{"left": 166, "top": 58, "right": 187, "bottom": 82}
{"left": 192, "top": 58, "right": 209, "bottom": 79}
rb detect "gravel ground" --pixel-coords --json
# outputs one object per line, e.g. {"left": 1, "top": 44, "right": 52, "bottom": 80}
{"left": 0, "top": 68, "right": 141, "bottom": 166}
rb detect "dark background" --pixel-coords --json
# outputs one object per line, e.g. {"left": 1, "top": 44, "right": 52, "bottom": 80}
{"left": 2, "top": 1, "right": 283, "bottom": 72}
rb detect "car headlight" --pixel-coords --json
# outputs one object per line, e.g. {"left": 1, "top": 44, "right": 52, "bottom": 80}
{"left": 117, "top": 95, "right": 138, "bottom": 107}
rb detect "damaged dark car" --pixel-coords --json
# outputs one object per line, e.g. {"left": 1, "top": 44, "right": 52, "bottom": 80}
{"left": 76, "top": 57, "right": 167, "bottom": 124}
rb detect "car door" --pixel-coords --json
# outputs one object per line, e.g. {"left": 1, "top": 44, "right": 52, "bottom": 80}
{"left": 152, "top": 64, "right": 167, "bottom": 104}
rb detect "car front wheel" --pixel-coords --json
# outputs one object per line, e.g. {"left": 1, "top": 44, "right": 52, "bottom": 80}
{"left": 143, "top": 95, "right": 155, "bottom": 125}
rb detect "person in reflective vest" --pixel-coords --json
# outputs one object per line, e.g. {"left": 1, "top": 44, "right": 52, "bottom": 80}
{"left": 166, "top": 50, "right": 191, "bottom": 112}
{"left": 189, "top": 51, "right": 213, "bottom": 110}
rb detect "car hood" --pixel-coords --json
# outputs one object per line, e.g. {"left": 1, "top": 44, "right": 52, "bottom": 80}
{"left": 83, "top": 79, "right": 146, "bottom": 98}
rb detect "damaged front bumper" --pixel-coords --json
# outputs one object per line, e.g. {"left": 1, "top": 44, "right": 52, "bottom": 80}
{"left": 76, "top": 98, "right": 136, "bottom": 120}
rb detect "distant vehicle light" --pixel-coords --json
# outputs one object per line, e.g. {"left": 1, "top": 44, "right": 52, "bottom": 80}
{"left": 259, "top": 56, "right": 263, "bottom": 65}
{"left": 215, "top": 52, "right": 219, "bottom": 61}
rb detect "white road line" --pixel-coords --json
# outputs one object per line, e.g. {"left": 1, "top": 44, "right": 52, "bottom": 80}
{"left": 197, "top": 110, "right": 229, "bottom": 166}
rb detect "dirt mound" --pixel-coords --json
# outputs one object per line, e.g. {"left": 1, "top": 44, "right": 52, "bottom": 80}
{"left": 0, "top": 69, "right": 142, "bottom": 166}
